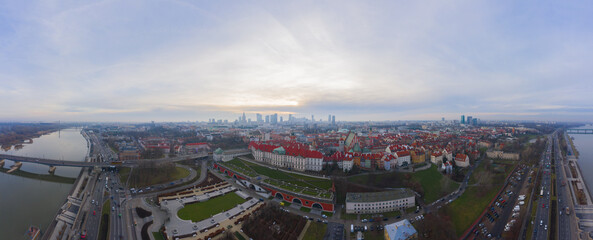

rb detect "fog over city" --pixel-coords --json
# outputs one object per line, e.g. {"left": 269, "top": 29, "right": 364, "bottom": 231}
{"left": 1, "top": 1, "right": 592, "bottom": 122}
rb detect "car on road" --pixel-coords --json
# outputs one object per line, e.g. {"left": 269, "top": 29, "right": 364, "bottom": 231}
{"left": 93, "top": 210, "right": 96, "bottom": 216}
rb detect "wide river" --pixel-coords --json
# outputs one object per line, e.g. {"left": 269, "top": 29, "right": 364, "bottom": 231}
{"left": 569, "top": 125, "right": 593, "bottom": 198}
{"left": 0, "top": 128, "right": 88, "bottom": 240}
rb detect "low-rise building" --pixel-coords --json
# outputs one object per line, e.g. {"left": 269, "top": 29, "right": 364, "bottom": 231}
{"left": 430, "top": 152, "right": 443, "bottom": 165}
{"left": 345, "top": 189, "right": 415, "bottom": 214}
{"left": 455, "top": 153, "right": 470, "bottom": 168}
{"left": 185, "top": 142, "right": 210, "bottom": 153}
{"left": 384, "top": 219, "right": 418, "bottom": 240}
{"left": 343, "top": 159, "right": 354, "bottom": 172}
{"left": 394, "top": 151, "right": 411, "bottom": 167}
{"left": 118, "top": 146, "right": 140, "bottom": 161}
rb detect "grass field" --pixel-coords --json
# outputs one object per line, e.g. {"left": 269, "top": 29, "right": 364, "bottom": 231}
{"left": 443, "top": 186, "right": 499, "bottom": 236}
{"left": 411, "top": 165, "right": 459, "bottom": 203}
{"left": 120, "top": 166, "right": 190, "bottom": 188}
{"left": 349, "top": 165, "right": 458, "bottom": 203}
{"left": 303, "top": 222, "right": 328, "bottom": 240}
{"left": 177, "top": 193, "right": 246, "bottom": 222}
{"left": 224, "top": 158, "right": 333, "bottom": 200}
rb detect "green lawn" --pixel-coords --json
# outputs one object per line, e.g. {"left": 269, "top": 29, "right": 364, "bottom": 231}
{"left": 177, "top": 193, "right": 246, "bottom": 222}
{"left": 411, "top": 165, "right": 459, "bottom": 203}
{"left": 349, "top": 165, "right": 458, "bottom": 203}
{"left": 443, "top": 186, "right": 499, "bottom": 236}
{"left": 119, "top": 166, "right": 191, "bottom": 188}
{"left": 287, "top": 172, "right": 333, "bottom": 189}
{"left": 301, "top": 206, "right": 312, "bottom": 212}
{"left": 303, "top": 222, "right": 328, "bottom": 240}
{"left": 152, "top": 232, "right": 165, "bottom": 240}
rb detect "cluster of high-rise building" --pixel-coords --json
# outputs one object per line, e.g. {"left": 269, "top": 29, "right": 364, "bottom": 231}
{"left": 231, "top": 112, "right": 336, "bottom": 125}
{"left": 460, "top": 115, "right": 479, "bottom": 125}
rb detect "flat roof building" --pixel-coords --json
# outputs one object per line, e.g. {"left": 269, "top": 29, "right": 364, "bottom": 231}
{"left": 345, "top": 189, "right": 415, "bottom": 214}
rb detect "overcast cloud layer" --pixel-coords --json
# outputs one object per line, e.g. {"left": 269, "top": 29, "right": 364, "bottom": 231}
{"left": 1, "top": 0, "right": 592, "bottom": 122}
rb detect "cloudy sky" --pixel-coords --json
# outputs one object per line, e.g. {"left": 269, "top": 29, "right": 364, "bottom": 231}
{"left": 1, "top": 0, "right": 592, "bottom": 122}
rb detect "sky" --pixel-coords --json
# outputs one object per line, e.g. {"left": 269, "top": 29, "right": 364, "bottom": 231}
{"left": 1, "top": 0, "right": 592, "bottom": 122}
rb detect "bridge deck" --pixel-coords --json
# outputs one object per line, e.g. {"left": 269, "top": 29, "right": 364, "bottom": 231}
{"left": 0, "top": 153, "right": 208, "bottom": 167}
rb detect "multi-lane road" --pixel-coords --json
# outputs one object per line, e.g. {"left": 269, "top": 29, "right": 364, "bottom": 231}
{"left": 532, "top": 135, "right": 552, "bottom": 240}
{"left": 554, "top": 133, "right": 576, "bottom": 240}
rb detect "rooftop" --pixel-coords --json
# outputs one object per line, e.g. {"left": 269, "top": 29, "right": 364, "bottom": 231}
{"left": 385, "top": 219, "right": 417, "bottom": 240}
{"left": 346, "top": 189, "right": 415, "bottom": 203}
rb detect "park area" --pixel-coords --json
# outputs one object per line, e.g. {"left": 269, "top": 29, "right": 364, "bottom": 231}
{"left": 347, "top": 165, "right": 459, "bottom": 203}
{"left": 118, "top": 164, "right": 191, "bottom": 188}
{"left": 177, "top": 192, "right": 246, "bottom": 222}
{"left": 222, "top": 158, "right": 333, "bottom": 198}
{"left": 441, "top": 159, "right": 517, "bottom": 236}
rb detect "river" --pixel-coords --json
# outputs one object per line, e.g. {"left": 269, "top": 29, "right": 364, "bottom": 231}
{"left": 0, "top": 128, "right": 88, "bottom": 240}
{"left": 569, "top": 125, "right": 593, "bottom": 198}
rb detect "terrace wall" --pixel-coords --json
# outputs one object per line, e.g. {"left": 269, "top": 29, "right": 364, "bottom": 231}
{"left": 263, "top": 186, "right": 334, "bottom": 212}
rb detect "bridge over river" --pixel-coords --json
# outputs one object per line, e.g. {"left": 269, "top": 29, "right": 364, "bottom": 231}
{"left": 0, "top": 152, "right": 209, "bottom": 168}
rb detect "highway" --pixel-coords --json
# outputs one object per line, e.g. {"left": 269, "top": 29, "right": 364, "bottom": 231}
{"left": 554, "top": 133, "right": 575, "bottom": 240}
{"left": 532, "top": 135, "right": 553, "bottom": 240}
{"left": 83, "top": 171, "right": 107, "bottom": 240}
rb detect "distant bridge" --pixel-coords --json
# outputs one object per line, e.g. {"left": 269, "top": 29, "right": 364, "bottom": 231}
{"left": 567, "top": 129, "right": 593, "bottom": 134}
{"left": 0, "top": 153, "right": 209, "bottom": 168}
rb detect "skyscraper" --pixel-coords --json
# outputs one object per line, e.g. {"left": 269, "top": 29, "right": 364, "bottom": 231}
{"left": 332, "top": 115, "right": 335, "bottom": 125}
{"left": 242, "top": 112, "right": 246, "bottom": 123}
{"left": 288, "top": 114, "right": 293, "bottom": 122}
{"left": 280, "top": 116, "right": 283, "bottom": 122}
{"left": 256, "top": 113, "right": 263, "bottom": 123}
{"left": 467, "top": 116, "right": 473, "bottom": 125}
{"left": 311, "top": 115, "right": 315, "bottom": 122}
{"left": 328, "top": 115, "right": 331, "bottom": 122}
{"left": 265, "top": 115, "right": 269, "bottom": 123}
{"left": 271, "top": 113, "right": 278, "bottom": 124}
{"left": 461, "top": 115, "right": 465, "bottom": 124}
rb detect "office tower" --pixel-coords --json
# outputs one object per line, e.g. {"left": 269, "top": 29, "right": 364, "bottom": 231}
{"left": 256, "top": 113, "right": 263, "bottom": 122}
{"left": 328, "top": 115, "right": 331, "bottom": 122}
{"left": 472, "top": 118, "right": 478, "bottom": 125}
{"left": 311, "top": 115, "right": 315, "bottom": 122}
{"left": 461, "top": 115, "right": 465, "bottom": 124}
{"left": 332, "top": 115, "right": 335, "bottom": 125}
{"left": 265, "top": 115, "right": 270, "bottom": 123}
{"left": 467, "top": 116, "right": 473, "bottom": 125}
{"left": 288, "top": 114, "right": 293, "bottom": 122}
{"left": 280, "top": 116, "right": 283, "bottom": 122}
{"left": 271, "top": 113, "right": 278, "bottom": 124}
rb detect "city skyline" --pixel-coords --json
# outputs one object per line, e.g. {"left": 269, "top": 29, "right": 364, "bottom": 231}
{"left": 1, "top": 1, "right": 593, "bottom": 122}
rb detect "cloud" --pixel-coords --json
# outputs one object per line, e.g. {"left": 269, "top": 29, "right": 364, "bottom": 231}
{"left": 0, "top": 0, "right": 592, "bottom": 122}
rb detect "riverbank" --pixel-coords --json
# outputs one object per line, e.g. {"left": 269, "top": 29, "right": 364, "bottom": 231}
{"left": 0, "top": 168, "right": 75, "bottom": 184}
{"left": 41, "top": 129, "right": 92, "bottom": 240}
{"left": 564, "top": 132, "right": 593, "bottom": 205}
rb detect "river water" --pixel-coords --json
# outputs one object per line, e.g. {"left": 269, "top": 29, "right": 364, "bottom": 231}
{"left": 569, "top": 125, "right": 593, "bottom": 198}
{"left": 0, "top": 128, "right": 88, "bottom": 240}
